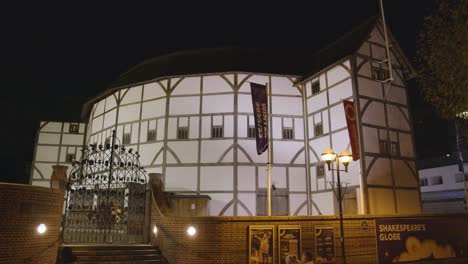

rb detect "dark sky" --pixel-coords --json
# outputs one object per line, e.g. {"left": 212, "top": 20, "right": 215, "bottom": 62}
{"left": 1, "top": 0, "right": 455, "bottom": 183}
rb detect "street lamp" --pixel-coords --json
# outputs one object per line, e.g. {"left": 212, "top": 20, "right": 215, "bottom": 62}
{"left": 321, "top": 148, "right": 352, "bottom": 264}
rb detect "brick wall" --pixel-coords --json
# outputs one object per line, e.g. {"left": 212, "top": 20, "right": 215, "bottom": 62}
{"left": 149, "top": 193, "right": 468, "bottom": 264}
{"left": 0, "top": 183, "right": 65, "bottom": 264}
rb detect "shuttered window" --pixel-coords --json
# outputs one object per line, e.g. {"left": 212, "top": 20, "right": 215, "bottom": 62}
{"left": 211, "top": 126, "right": 223, "bottom": 138}
{"left": 283, "top": 128, "right": 294, "bottom": 140}
{"left": 317, "top": 164, "right": 325, "bottom": 178}
{"left": 123, "top": 133, "right": 131, "bottom": 145}
{"left": 248, "top": 126, "right": 256, "bottom": 138}
{"left": 314, "top": 123, "right": 323, "bottom": 137}
{"left": 147, "top": 129, "right": 156, "bottom": 141}
{"left": 65, "top": 154, "right": 75, "bottom": 163}
{"left": 312, "top": 81, "right": 320, "bottom": 95}
{"left": 69, "top": 124, "right": 79, "bottom": 133}
{"left": 177, "top": 127, "right": 188, "bottom": 140}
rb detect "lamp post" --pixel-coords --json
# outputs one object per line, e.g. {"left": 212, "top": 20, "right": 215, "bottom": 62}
{"left": 321, "top": 148, "right": 353, "bottom": 264}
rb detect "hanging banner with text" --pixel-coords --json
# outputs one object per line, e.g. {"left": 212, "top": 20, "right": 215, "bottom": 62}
{"left": 375, "top": 218, "right": 468, "bottom": 263}
{"left": 343, "top": 100, "right": 360, "bottom": 160}
{"left": 250, "top": 83, "right": 269, "bottom": 155}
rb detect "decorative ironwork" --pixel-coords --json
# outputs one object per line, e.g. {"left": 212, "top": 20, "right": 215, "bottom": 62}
{"left": 63, "top": 130, "right": 148, "bottom": 243}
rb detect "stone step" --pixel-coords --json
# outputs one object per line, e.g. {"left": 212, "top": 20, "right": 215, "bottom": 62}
{"left": 72, "top": 249, "right": 159, "bottom": 256}
{"left": 77, "top": 261, "right": 161, "bottom": 264}
{"left": 76, "top": 254, "right": 161, "bottom": 261}
{"left": 61, "top": 244, "right": 165, "bottom": 264}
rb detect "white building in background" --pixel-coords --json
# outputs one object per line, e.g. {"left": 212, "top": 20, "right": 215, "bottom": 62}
{"left": 30, "top": 16, "right": 421, "bottom": 216}
{"left": 31, "top": 122, "right": 86, "bottom": 187}
{"left": 418, "top": 156, "right": 468, "bottom": 214}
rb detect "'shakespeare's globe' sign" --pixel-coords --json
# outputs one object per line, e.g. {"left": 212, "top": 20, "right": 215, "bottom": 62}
{"left": 375, "top": 218, "right": 468, "bottom": 263}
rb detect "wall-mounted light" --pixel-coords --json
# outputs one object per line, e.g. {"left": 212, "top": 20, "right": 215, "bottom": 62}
{"left": 153, "top": 226, "right": 158, "bottom": 235}
{"left": 187, "top": 226, "right": 196, "bottom": 236}
{"left": 37, "top": 224, "right": 47, "bottom": 234}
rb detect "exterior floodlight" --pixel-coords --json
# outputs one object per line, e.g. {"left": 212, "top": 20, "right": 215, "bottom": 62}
{"left": 37, "top": 224, "right": 47, "bottom": 234}
{"left": 187, "top": 226, "right": 196, "bottom": 236}
{"left": 339, "top": 150, "right": 353, "bottom": 171}
{"left": 321, "top": 148, "right": 336, "bottom": 170}
{"left": 153, "top": 226, "right": 158, "bottom": 235}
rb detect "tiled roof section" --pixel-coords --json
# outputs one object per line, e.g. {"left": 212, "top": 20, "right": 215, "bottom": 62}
{"left": 298, "top": 15, "right": 378, "bottom": 81}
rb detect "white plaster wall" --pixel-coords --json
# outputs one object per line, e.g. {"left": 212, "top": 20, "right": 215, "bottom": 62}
{"left": 143, "top": 82, "right": 166, "bottom": 100}
{"left": 142, "top": 99, "right": 166, "bottom": 119}
{"left": 121, "top": 86, "right": 142, "bottom": 105}
{"left": 172, "top": 77, "right": 201, "bottom": 95}
{"left": 202, "top": 94, "right": 233, "bottom": 113}
{"left": 41, "top": 122, "right": 62, "bottom": 132}
{"left": 238, "top": 166, "right": 256, "bottom": 191}
{"left": 202, "top": 75, "right": 232, "bottom": 94}
{"left": 165, "top": 167, "right": 198, "bottom": 192}
{"left": 200, "top": 166, "right": 233, "bottom": 191}
{"left": 238, "top": 193, "right": 256, "bottom": 216}
{"left": 38, "top": 133, "right": 61, "bottom": 145}
{"left": 327, "top": 63, "right": 350, "bottom": 87}
{"left": 312, "top": 192, "right": 335, "bottom": 215}
{"left": 289, "top": 167, "right": 307, "bottom": 192}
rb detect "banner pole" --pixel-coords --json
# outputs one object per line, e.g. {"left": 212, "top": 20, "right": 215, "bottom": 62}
{"left": 266, "top": 82, "right": 271, "bottom": 216}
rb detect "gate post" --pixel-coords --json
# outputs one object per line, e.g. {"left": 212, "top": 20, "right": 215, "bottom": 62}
{"left": 50, "top": 165, "right": 68, "bottom": 190}
{"left": 146, "top": 173, "right": 163, "bottom": 243}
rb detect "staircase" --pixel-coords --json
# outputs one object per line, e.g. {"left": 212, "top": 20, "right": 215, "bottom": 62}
{"left": 61, "top": 244, "right": 166, "bottom": 264}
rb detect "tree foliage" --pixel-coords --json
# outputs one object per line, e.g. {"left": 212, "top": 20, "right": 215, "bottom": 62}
{"left": 416, "top": 0, "right": 468, "bottom": 119}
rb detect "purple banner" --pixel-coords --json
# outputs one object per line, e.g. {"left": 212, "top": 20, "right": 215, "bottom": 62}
{"left": 375, "top": 218, "right": 468, "bottom": 263}
{"left": 250, "top": 83, "right": 268, "bottom": 155}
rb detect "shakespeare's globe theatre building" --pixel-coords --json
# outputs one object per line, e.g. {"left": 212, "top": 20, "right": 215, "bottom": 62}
{"left": 31, "top": 17, "right": 422, "bottom": 216}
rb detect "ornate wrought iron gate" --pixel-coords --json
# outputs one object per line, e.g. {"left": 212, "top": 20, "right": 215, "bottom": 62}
{"left": 63, "top": 131, "right": 148, "bottom": 243}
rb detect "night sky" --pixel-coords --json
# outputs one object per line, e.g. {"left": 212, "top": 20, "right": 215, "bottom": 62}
{"left": 1, "top": 0, "right": 455, "bottom": 183}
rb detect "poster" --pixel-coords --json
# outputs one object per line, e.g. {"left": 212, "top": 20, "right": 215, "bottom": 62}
{"left": 376, "top": 218, "right": 468, "bottom": 263}
{"left": 315, "top": 226, "right": 335, "bottom": 263}
{"left": 278, "top": 225, "right": 301, "bottom": 264}
{"left": 249, "top": 225, "right": 275, "bottom": 264}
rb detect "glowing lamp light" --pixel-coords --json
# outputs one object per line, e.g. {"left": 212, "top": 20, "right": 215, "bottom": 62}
{"left": 187, "top": 226, "right": 196, "bottom": 236}
{"left": 321, "top": 148, "right": 336, "bottom": 163}
{"left": 338, "top": 150, "right": 353, "bottom": 167}
{"left": 153, "top": 226, "right": 158, "bottom": 235}
{"left": 37, "top": 224, "right": 47, "bottom": 234}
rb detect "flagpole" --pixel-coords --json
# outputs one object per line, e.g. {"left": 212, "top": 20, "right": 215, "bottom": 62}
{"left": 266, "top": 82, "right": 271, "bottom": 217}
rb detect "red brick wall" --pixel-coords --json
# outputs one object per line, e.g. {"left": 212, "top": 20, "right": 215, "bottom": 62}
{"left": 0, "top": 183, "right": 65, "bottom": 264}
{"left": 149, "top": 194, "right": 468, "bottom": 264}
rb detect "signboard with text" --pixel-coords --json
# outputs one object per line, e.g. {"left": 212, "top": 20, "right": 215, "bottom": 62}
{"left": 376, "top": 218, "right": 468, "bottom": 263}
